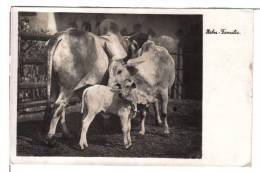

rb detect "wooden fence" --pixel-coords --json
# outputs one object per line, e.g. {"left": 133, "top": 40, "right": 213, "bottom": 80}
{"left": 17, "top": 32, "right": 52, "bottom": 121}
{"left": 17, "top": 32, "right": 184, "bottom": 121}
{"left": 171, "top": 48, "right": 184, "bottom": 100}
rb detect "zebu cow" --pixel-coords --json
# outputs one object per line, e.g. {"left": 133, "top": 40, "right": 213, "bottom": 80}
{"left": 108, "top": 40, "right": 175, "bottom": 135}
{"left": 44, "top": 21, "right": 130, "bottom": 143}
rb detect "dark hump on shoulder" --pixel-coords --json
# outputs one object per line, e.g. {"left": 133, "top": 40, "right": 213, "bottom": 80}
{"left": 64, "top": 29, "right": 89, "bottom": 41}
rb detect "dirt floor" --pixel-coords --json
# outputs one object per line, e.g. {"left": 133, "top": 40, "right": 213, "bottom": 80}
{"left": 17, "top": 100, "right": 202, "bottom": 158}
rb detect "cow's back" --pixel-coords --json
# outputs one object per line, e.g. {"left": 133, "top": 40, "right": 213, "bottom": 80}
{"left": 130, "top": 44, "right": 175, "bottom": 94}
{"left": 51, "top": 30, "right": 109, "bottom": 92}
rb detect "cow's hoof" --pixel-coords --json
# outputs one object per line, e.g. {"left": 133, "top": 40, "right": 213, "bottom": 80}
{"left": 72, "top": 144, "right": 82, "bottom": 150}
{"left": 163, "top": 133, "right": 170, "bottom": 137}
{"left": 125, "top": 143, "right": 132, "bottom": 150}
{"left": 138, "top": 130, "right": 145, "bottom": 136}
{"left": 43, "top": 136, "right": 57, "bottom": 147}
{"left": 79, "top": 143, "right": 88, "bottom": 150}
{"left": 155, "top": 120, "right": 163, "bottom": 126}
{"left": 164, "top": 129, "right": 170, "bottom": 134}
{"left": 162, "top": 130, "right": 170, "bottom": 137}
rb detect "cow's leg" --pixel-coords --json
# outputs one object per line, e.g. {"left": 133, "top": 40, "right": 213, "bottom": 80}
{"left": 46, "top": 92, "right": 70, "bottom": 143}
{"left": 161, "top": 89, "right": 170, "bottom": 134}
{"left": 127, "top": 117, "right": 132, "bottom": 147}
{"left": 47, "top": 103, "right": 65, "bottom": 139}
{"left": 139, "top": 110, "right": 146, "bottom": 135}
{"left": 153, "top": 100, "right": 162, "bottom": 125}
{"left": 60, "top": 109, "right": 72, "bottom": 138}
{"left": 79, "top": 111, "right": 96, "bottom": 150}
{"left": 119, "top": 110, "right": 131, "bottom": 149}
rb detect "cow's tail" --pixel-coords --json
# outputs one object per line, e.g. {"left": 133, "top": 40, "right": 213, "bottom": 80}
{"left": 46, "top": 33, "right": 63, "bottom": 105}
{"left": 169, "top": 55, "right": 176, "bottom": 91}
{"left": 42, "top": 33, "right": 63, "bottom": 133}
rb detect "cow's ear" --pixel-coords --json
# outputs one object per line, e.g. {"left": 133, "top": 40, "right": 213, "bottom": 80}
{"left": 126, "top": 66, "right": 138, "bottom": 76}
{"left": 121, "top": 59, "right": 127, "bottom": 65}
{"left": 130, "top": 82, "right": 136, "bottom": 88}
{"left": 127, "top": 59, "right": 145, "bottom": 67}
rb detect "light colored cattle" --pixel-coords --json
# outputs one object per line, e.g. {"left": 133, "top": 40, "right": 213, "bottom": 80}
{"left": 79, "top": 84, "right": 136, "bottom": 150}
{"left": 108, "top": 40, "right": 175, "bottom": 135}
{"left": 45, "top": 22, "right": 129, "bottom": 143}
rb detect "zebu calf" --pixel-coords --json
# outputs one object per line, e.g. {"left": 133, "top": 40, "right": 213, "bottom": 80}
{"left": 79, "top": 84, "right": 136, "bottom": 150}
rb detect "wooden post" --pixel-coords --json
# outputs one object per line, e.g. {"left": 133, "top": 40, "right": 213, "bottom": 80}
{"left": 178, "top": 48, "right": 183, "bottom": 99}
{"left": 171, "top": 47, "right": 183, "bottom": 100}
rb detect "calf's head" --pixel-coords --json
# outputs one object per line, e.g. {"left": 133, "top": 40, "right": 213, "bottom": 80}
{"left": 110, "top": 79, "right": 137, "bottom": 101}
{"left": 119, "top": 79, "right": 137, "bottom": 98}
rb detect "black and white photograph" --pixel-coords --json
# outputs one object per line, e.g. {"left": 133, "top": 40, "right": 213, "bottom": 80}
{"left": 9, "top": 7, "right": 254, "bottom": 167}
{"left": 15, "top": 11, "right": 203, "bottom": 158}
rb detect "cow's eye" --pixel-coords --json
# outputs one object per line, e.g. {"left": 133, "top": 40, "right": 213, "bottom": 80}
{"left": 117, "top": 70, "right": 122, "bottom": 74}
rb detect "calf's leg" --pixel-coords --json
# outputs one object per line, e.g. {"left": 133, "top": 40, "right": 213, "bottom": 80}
{"left": 60, "top": 109, "right": 72, "bottom": 138}
{"left": 127, "top": 117, "right": 132, "bottom": 147}
{"left": 79, "top": 111, "right": 96, "bottom": 150}
{"left": 119, "top": 111, "right": 132, "bottom": 149}
{"left": 139, "top": 110, "right": 146, "bottom": 135}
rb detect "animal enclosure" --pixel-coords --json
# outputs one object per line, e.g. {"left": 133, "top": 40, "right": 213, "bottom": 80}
{"left": 16, "top": 12, "right": 202, "bottom": 158}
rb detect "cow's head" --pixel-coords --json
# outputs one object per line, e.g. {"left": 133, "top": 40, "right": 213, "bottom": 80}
{"left": 122, "top": 32, "right": 149, "bottom": 60}
{"left": 121, "top": 36, "right": 140, "bottom": 60}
